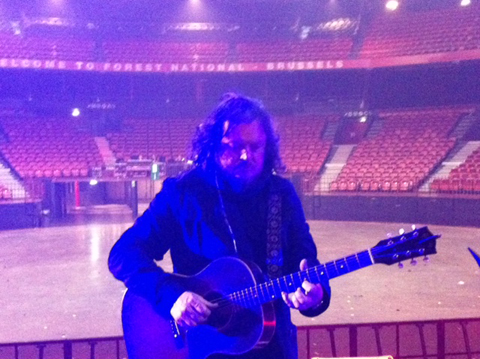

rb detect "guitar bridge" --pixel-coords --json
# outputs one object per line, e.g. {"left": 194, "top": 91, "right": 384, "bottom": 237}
{"left": 170, "top": 319, "right": 181, "bottom": 338}
{"left": 170, "top": 320, "right": 187, "bottom": 349}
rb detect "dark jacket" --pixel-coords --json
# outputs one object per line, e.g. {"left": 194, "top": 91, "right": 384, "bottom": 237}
{"left": 108, "top": 167, "right": 331, "bottom": 359}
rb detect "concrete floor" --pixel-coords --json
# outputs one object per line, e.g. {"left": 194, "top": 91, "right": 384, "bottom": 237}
{"left": 0, "top": 217, "right": 479, "bottom": 344}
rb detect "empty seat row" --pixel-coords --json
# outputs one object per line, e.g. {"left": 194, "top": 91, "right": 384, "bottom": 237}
{"left": 0, "top": 117, "right": 103, "bottom": 178}
{"left": 333, "top": 107, "right": 467, "bottom": 192}
{"left": 360, "top": 5, "right": 480, "bottom": 58}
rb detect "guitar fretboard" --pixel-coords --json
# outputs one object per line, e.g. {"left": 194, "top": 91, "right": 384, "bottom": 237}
{"left": 226, "top": 250, "right": 374, "bottom": 309}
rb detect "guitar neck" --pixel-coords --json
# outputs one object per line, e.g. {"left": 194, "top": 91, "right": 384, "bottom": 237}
{"left": 227, "top": 249, "right": 375, "bottom": 309}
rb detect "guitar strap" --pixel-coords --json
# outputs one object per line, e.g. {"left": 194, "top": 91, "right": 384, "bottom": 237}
{"left": 266, "top": 192, "right": 283, "bottom": 278}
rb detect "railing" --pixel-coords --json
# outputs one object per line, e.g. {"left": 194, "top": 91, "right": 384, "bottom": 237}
{"left": 0, "top": 337, "right": 126, "bottom": 359}
{"left": 297, "top": 174, "right": 480, "bottom": 197}
{"left": 0, "top": 179, "right": 39, "bottom": 202}
{"left": 0, "top": 317, "right": 478, "bottom": 359}
{"left": 298, "top": 318, "right": 480, "bottom": 359}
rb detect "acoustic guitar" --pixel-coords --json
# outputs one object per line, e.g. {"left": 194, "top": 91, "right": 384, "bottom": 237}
{"left": 122, "top": 226, "right": 439, "bottom": 359}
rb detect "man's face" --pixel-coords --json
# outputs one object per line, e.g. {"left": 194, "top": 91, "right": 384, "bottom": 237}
{"left": 217, "top": 120, "right": 267, "bottom": 187}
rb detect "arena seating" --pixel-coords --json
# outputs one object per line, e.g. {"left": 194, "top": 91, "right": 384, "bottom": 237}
{"left": 2, "top": 4, "right": 479, "bottom": 66}
{"left": 275, "top": 115, "right": 333, "bottom": 192}
{"left": 330, "top": 108, "right": 465, "bottom": 192}
{"left": 107, "top": 117, "right": 199, "bottom": 161}
{"left": 0, "top": 118, "right": 103, "bottom": 178}
{"left": 360, "top": 5, "right": 480, "bottom": 58}
{"left": 236, "top": 38, "right": 353, "bottom": 62}
{"left": 0, "top": 108, "right": 474, "bottom": 193}
{"left": 0, "top": 32, "right": 96, "bottom": 61}
{"left": 108, "top": 115, "right": 332, "bottom": 184}
{"left": 102, "top": 41, "right": 229, "bottom": 63}
{"left": 277, "top": 115, "right": 332, "bottom": 173}
{"left": 431, "top": 148, "right": 480, "bottom": 193}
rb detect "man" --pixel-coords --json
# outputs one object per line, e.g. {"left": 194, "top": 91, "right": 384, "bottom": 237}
{"left": 108, "top": 94, "right": 331, "bottom": 358}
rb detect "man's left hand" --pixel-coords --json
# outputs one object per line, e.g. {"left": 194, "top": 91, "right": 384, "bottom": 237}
{"left": 281, "top": 259, "right": 324, "bottom": 311}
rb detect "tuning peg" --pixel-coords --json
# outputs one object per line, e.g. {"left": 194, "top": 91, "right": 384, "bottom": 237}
{"left": 410, "top": 259, "right": 417, "bottom": 266}
{"left": 399, "top": 228, "right": 405, "bottom": 235}
{"left": 398, "top": 262, "right": 404, "bottom": 269}
{"left": 386, "top": 232, "right": 392, "bottom": 238}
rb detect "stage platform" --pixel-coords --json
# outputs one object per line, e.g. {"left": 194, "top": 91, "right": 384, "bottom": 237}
{"left": 0, "top": 218, "right": 479, "bottom": 344}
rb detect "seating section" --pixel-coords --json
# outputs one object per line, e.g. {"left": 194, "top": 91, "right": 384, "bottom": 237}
{"left": 236, "top": 38, "right": 353, "bottom": 62}
{"left": 360, "top": 6, "right": 480, "bottom": 58}
{"left": 107, "top": 115, "right": 332, "bottom": 184}
{"left": 0, "top": 32, "right": 96, "bottom": 61}
{"left": 275, "top": 115, "right": 333, "bottom": 192}
{"left": 102, "top": 41, "right": 229, "bottom": 63}
{"left": 431, "top": 148, "right": 480, "bottom": 193}
{"left": 331, "top": 108, "right": 465, "bottom": 192}
{"left": 2, "top": 4, "right": 480, "bottom": 66}
{"left": 277, "top": 115, "right": 333, "bottom": 174}
{"left": 0, "top": 118, "right": 103, "bottom": 178}
{"left": 107, "top": 118, "right": 199, "bottom": 161}
{"left": 1, "top": 109, "right": 477, "bottom": 198}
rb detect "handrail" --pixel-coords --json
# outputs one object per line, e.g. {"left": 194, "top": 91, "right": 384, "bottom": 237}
{"left": 0, "top": 317, "right": 478, "bottom": 359}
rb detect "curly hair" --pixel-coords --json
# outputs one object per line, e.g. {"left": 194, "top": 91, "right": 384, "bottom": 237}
{"left": 192, "top": 93, "right": 285, "bottom": 175}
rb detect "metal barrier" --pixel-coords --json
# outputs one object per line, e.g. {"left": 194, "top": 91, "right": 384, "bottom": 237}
{"left": 304, "top": 174, "right": 480, "bottom": 196}
{"left": 298, "top": 318, "right": 480, "bottom": 359}
{"left": 0, "top": 317, "right": 478, "bottom": 359}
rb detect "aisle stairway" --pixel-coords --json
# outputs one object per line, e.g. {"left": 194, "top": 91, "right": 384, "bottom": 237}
{"left": 315, "top": 144, "right": 356, "bottom": 192}
{"left": 0, "top": 163, "right": 27, "bottom": 199}
{"left": 94, "top": 137, "right": 117, "bottom": 168}
{"left": 419, "top": 141, "right": 480, "bottom": 192}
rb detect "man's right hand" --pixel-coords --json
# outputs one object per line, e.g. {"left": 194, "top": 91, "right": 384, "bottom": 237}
{"left": 170, "top": 291, "right": 217, "bottom": 328}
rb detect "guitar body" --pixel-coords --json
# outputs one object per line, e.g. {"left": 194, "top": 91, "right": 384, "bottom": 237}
{"left": 122, "top": 227, "right": 439, "bottom": 359}
{"left": 122, "top": 257, "right": 276, "bottom": 359}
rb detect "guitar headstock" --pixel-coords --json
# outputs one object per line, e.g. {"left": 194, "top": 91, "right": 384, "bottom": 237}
{"left": 372, "top": 226, "right": 439, "bottom": 265}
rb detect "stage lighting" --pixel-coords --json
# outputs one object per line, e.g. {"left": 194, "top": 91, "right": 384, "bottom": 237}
{"left": 299, "top": 26, "right": 310, "bottom": 40}
{"left": 72, "top": 108, "right": 80, "bottom": 117}
{"left": 385, "top": 0, "right": 399, "bottom": 11}
{"left": 89, "top": 179, "right": 98, "bottom": 186}
{"left": 460, "top": 0, "right": 471, "bottom": 6}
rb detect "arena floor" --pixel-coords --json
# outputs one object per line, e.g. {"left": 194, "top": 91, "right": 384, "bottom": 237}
{"left": 0, "top": 215, "right": 479, "bottom": 344}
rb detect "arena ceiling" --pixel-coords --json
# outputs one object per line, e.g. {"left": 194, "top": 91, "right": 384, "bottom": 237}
{"left": 0, "top": 0, "right": 464, "bottom": 22}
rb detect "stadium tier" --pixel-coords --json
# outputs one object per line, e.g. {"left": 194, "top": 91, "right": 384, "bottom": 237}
{"left": 360, "top": 5, "right": 480, "bottom": 58}
{"left": 1, "top": 109, "right": 479, "bottom": 195}
{"left": 277, "top": 115, "right": 333, "bottom": 173}
{"left": 102, "top": 41, "right": 230, "bottom": 63}
{"left": 0, "top": 33, "right": 96, "bottom": 62}
{"left": 235, "top": 38, "right": 353, "bottom": 62}
{"left": 330, "top": 107, "right": 469, "bottom": 192}
{"left": 0, "top": 4, "right": 479, "bottom": 65}
{"left": 431, "top": 148, "right": 480, "bottom": 193}
{"left": 106, "top": 117, "right": 199, "bottom": 161}
{"left": 0, "top": 118, "right": 103, "bottom": 178}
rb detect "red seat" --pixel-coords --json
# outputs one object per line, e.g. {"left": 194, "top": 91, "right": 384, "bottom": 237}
{"left": 370, "top": 181, "right": 379, "bottom": 191}
{"left": 360, "top": 181, "right": 370, "bottom": 191}
{"left": 330, "top": 181, "right": 339, "bottom": 191}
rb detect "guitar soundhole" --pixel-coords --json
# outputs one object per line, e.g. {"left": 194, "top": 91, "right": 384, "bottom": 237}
{"left": 204, "top": 292, "right": 234, "bottom": 330}
{"left": 204, "top": 292, "right": 257, "bottom": 337}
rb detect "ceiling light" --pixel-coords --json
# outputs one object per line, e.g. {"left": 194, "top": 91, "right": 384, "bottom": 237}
{"left": 386, "top": 0, "right": 399, "bottom": 11}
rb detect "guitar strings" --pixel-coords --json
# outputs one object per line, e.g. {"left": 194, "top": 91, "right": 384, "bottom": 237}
{"left": 205, "top": 235, "right": 428, "bottom": 310}
{"left": 205, "top": 254, "right": 371, "bottom": 309}
{"left": 205, "top": 232, "right": 431, "bottom": 308}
